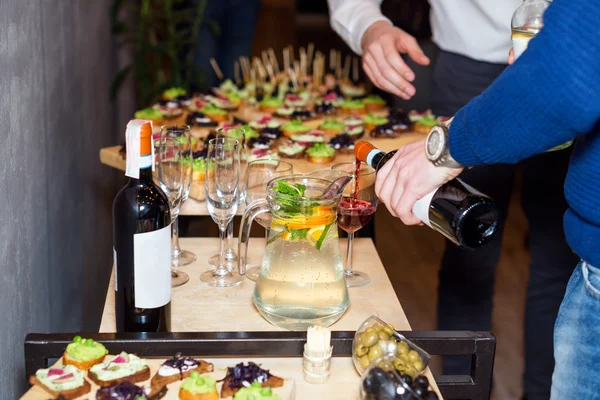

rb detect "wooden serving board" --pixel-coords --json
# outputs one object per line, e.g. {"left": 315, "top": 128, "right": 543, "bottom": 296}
{"left": 21, "top": 356, "right": 367, "bottom": 400}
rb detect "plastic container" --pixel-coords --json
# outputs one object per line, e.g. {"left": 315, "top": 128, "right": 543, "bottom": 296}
{"left": 352, "top": 315, "right": 431, "bottom": 376}
{"left": 359, "top": 355, "right": 438, "bottom": 400}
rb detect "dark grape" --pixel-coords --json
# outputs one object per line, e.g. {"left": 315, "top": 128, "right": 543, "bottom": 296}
{"left": 400, "top": 374, "right": 413, "bottom": 386}
{"left": 412, "top": 383, "right": 428, "bottom": 397}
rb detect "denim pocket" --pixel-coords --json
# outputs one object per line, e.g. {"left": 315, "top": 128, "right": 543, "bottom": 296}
{"left": 582, "top": 262, "right": 600, "bottom": 301}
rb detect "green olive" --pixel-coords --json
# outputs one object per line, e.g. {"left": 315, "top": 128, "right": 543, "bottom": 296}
{"left": 355, "top": 334, "right": 363, "bottom": 345}
{"left": 368, "top": 345, "right": 383, "bottom": 361}
{"left": 365, "top": 327, "right": 376, "bottom": 333}
{"left": 383, "top": 324, "right": 395, "bottom": 336}
{"left": 378, "top": 331, "right": 390, "bottom": 341}
{"left": 408, "top": 350, "right": 420, "bottom": 363}
{"left": 386, "top": 339, "right": 398, "bottom": 354}
{"left": 359, "top": 355, "right": 370, "bottom": 369}
{"left": 373, "top": 324, "right": 383, "bottom": 332}
{"left": 354, "top": 344, "right": 368, "bottom": 357}
{"left": 393, "top": 357, "right": 407, "bottom": 372}
{"left": 413, "top": 359, "right": 424, "bottom": 371}
{"left": 404, "top": 366, "right": 417, "bottom": 378}
{"left": 397, "top": 341, "right": 409, "bottom": 355}
{"left": 362, "top": 331, "right": 379, "bottom": 347}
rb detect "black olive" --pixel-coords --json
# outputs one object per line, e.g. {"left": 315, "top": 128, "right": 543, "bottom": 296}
{"left": 414, "top": 375, "right": 429, "bottom": 388}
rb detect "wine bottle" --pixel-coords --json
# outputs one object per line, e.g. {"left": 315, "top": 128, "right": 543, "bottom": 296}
{"left": 355, "top": 141, "right": 500, "bottom": 250}
{"left": 113, "top": 120, "right": 172, "bottom": 332}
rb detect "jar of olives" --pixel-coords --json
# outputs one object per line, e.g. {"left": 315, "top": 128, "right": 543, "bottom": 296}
{"left": 352, "top": 315, "right": 430, "bottom": 377}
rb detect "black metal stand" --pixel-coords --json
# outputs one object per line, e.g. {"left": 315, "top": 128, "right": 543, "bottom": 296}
{"left": 25, "top": 330, "right": 494, "bottom": 400}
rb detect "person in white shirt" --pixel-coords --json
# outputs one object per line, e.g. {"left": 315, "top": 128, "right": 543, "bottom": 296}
{"left": 328, "top": 1, "right": 577, "bottom": 399}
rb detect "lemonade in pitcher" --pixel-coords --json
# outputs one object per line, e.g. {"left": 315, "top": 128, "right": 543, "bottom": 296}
{"left": 239, "top": 176, "right": 350, "bottom": 330}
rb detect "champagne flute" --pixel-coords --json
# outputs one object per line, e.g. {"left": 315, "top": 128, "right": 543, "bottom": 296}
{"left": 161, "top": 125, "right": 197, "bottom": 267}
{"left": 243, "top": 160, "right": 294, "bottom": 281}
{"left": 155, "top": 137, "right": 189, "bottom": 287}
{"left": 209, "top": 127, "right": 249, "bottom": 268}
{"left": 201, "top": 138, "right": 243, "bottom": 287}
{"left": 331, "top": 162, "right": 378, "bottom": 288}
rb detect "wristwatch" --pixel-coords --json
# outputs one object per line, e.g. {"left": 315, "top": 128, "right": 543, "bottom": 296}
{"left": 425, "top": 118, "right": 463, "bottom": 169}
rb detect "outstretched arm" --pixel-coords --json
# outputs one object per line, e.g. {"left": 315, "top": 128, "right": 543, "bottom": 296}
{"left": 327, "top": 0, "right": 430, "bottom": 99}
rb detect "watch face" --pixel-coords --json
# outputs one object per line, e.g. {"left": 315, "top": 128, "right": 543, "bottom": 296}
{"left": 427, "top": 131, "right": 441, "bottom": 156}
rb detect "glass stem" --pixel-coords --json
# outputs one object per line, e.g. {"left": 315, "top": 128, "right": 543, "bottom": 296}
{"left": 345, "top": 232, "right": 355, "bottom": 277}
{"left": 216, "top": 224, "right": 228, "bottom": 277}
{"left": 172, "top": 217, "right": 181, "bottom": 257}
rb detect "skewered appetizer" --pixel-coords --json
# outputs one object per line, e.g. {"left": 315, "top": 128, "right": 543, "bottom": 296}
{"left": 97, "top": 381, "right": 153, "bottom": 400}
{"left": 63, "top": 336, "right": 108, "bottom": 370}
{"left": 283, "top": 93, "right": 309, "bottom": 108}
{"left": 289, "top": 131, "right": 326, "bottom": 146}
{"left": 248, "top": 149, "right": 281, "bottom": 163}
{"left": 278, "top": 141, "right": 306, "bottom": 159}
{"left": 209, "top": 95, "right": 238, "bottom": 111}
{"left": 249, "top": 136, "right": 274, "bottom": 150}
{"left": 200, "top": 105, "right": 228, "bottom": 123}
{"left": 259, "top": 97, "right": 282, "bottom": 113}
{"left": 341, "top": 99, "right": 366, "bottom": 115}
{"left": 306, "top": 143, "right": 336, "bottom": 164}
{"left": 179, "top": 371, "right": 218, "bottom": 400}
{"left": 188, "top": 98, "right": 208, "bottom": 112}
{"left": 163, "top": 87, "right": 187, "bottom": 100}
{"left": 339, "top": 80, "right": 367, "bottom": 98}
{"left": 314, "top": 101, "right": 337, "bottom": 117}
{"left": 241, "top": 124, "right": 260, "bottom": 140}
{"left": 249, "top": 116, "right": 280, "bottom": 132}
{"left": 362, "top": 94, "right": 386, "bottom": 112}
{"left": 364, "top": 114, "right": 389, "bottom": 133}
{"left": 318, "top": 119, "right": 345, "bottom": 135}
{"left": 220, "top": 362, "right": 284, "bottom": 398}
{"left": 233, "top": 382, "right": 281, "bottom": 400}
{"left": 370, "top": 122, "right": 405, "bottom": 138}
{"left": 409, "top": 110, "right": 438, "bottom": 134}
{"left": 281, "top": 120, "right": 311, "bottom": 138}
{"left": 134, "top": 108, "right": 163, "bottom": 126}
{"left": 186, "top": 112, "right": 218, "bottom": 128}
{"left": 387, "top": 109, "right": 413, "bottom": 132}
{"left": 30, "top": 365, "right": 91, "bottom": 399}
{"left": 150, "top": 354, "right": 214, "bottom": 389}
{"left": 329, "top": 133, "right": 356, "bottom": 154}
{"left": 88, "top": 352, "right": 151, "bottom": 387}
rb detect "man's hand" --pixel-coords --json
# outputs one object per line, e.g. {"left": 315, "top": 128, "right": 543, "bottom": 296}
{"left": 361, "top": 21, "right": 430, "bottom": 100}
{"left": 508, "top": 48, "right": 515, "bottom": 65}
{"left": 375, "top": 138, "right": 463, "bottom": 225}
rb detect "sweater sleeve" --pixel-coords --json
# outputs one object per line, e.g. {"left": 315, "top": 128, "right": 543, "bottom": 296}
{"left": 327, "top": 0, "right": 390, "bottom": 55}
{"left": 449, "top": 0, "right": 600, "bottom": 166}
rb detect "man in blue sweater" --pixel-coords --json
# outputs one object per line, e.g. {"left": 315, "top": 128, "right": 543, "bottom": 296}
{"left": 375, "top": 0, "right": 600, "bottom": 397}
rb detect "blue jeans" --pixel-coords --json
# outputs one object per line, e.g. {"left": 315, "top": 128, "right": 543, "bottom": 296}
{"left": 551, "top": 261, "right": 600, "bottom": 399}
{"left": 193, "top": 0, "right": 261, "bottom": 88}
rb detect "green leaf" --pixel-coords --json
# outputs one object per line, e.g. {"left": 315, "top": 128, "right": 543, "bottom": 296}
{"left": 289, "top": 228, "right": 308, "bottom": 241}
{"left": 273, "top": 180, "right": 302, "bottom": 196}
{"left": 315, "top": 222, "right": 334, "bottom": 251}
{"left": 110, "top": 65, "right": 132, "bottom": 101}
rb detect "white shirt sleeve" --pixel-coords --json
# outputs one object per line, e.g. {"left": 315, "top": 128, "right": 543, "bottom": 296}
{"left": 328, "top": 0, "right": 391, "bottom": 55}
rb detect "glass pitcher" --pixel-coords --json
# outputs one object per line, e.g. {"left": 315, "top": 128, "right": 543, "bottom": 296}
{"left": 239, "top": 175, "right": 351, "bottom": 331}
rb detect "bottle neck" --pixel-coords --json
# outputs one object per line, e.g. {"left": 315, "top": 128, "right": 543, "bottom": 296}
{"left": 136, "top": 153, "right": 154, "bottom": 184}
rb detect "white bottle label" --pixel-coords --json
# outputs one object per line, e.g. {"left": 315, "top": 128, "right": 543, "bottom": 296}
{"left": 113, "top": 247, "right": 118, "bottom": 292}
{"left": 412, "top": 189, "right": 436, "bottom": 227}
{"left": 133, "top": 224, "right": 172, "bottom": 308}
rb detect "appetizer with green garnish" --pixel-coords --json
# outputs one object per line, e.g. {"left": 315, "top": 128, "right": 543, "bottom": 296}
{"left": 318, "top": 119, "right": 345, "bottom": 135}
{"left": 306, "top": 143, "right": 336, "bottom": 164}
{"left": 363, "top": 94, "right": 386, "bottom": 111}
{"left": 259, "top": 97, "right": 282, "bottom": 113}
{"left": 341, "top": 99, "right": 366, "bottom": 115}
{"left": 281, "top": 119, "right": 311, "bottom": 137}
{"left": 364, "top": 114, "right": 389, "bottom": 132}
{"left": 63, "top": 335, "right": 108, "bottom": 370}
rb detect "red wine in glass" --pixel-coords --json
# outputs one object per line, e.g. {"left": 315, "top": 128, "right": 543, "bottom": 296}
{"left": 338, "top": 197, "right": 377, "bottom": 233}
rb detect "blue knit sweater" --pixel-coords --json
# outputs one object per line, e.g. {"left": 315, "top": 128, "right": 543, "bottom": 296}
{"left": 449, "top": 0, "right": 600, "bottom": 266}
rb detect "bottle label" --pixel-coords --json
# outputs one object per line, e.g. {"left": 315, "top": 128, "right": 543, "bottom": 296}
{"left": 412, "top": 189, "right": 436, "bottom": 227}
{"left": 133, "top": 224, "right": 172, "bottom": 308}
{"left": 113, "top": 247, "right": 118, "bottom": 292}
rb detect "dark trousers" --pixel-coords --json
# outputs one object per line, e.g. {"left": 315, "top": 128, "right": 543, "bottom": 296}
{"left": 432, "top": 51, "right": 578, "bottom": 400}
{"left": 193, "top": 0, "right": 261, "bottom": 88}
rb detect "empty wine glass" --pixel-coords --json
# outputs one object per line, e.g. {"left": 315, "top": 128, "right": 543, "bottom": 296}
{"left": 243, "top": 160, "right": 294, "bottom": 281}
{"left": 201, "top": 138, "right": 243, "bottom": 287}
{"left": 161, "top": 125, "right": 197, "bottom": 267}
{"left": 208, "top": 127, "right": 249, "bottom": 268}
{"left": 331, "top": 162, "right": 378, "bottom": 287}
{"left": 156, "top": 137, "right": 189, "bottom": 287}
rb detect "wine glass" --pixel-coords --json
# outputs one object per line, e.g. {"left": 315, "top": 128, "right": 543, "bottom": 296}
{"left": 331, "top": 162, "right": 378, "bottom": 288}
{"left": 243, "top": 160, "right": 294, "bottom": 281}
{"left": 155, "top": 137, "right": 189, "bottom": 287}
{"left": 161, "top": 125, "right": 197, "bottom": 268}
{"left": 201, "top": 138, "right": 244, "bottom": 287}
{"left": 208, "top": 127, "right": 248, "bottom": 268}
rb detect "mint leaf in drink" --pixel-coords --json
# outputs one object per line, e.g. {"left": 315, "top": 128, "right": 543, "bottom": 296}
{"left": 273, "top": 180, "right": 304, "bottom": 196}
{"left": 289, "top": 228, "right": 308, "bottom": 240}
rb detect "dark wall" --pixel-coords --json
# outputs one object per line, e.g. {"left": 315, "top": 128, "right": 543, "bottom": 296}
{"left": 0, "top": 0, "right": 121, "bottom": 397}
